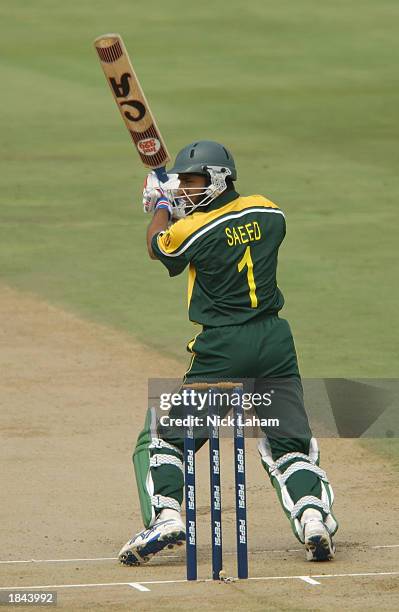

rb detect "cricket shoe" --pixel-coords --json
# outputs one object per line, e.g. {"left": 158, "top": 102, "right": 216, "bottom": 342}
{"left": 118, "top": 510, "right": 186, "bottom": 566}
{"left": 303, "top": 518, "right": 335, "bottom": 561}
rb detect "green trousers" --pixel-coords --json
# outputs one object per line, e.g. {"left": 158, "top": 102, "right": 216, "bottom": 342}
{"left": 185, "top": 314, "right": 300, "bottom": 380}
{"left": 133, "top": 315, "right": 338, "bottom": 541}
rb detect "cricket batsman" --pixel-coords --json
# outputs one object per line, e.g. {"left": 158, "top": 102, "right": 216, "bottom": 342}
{"left": 119, "top": 140, "right": 338, "bottom": 565}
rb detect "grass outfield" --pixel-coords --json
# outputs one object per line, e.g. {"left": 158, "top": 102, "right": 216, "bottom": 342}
{"left": 1, "top": 0, "right": 398, "bottom": 377}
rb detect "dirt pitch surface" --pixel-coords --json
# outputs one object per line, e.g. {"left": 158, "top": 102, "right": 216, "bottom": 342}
{"left": 1, "top": 285, "right": 398, "bottom": 611}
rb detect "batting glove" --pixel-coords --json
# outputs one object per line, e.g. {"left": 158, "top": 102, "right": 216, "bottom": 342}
{"left": 142, "top": 171, "right": 166, "bottom": 214}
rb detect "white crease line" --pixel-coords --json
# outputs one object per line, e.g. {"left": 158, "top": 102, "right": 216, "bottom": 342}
{"left": 129, "top": 582, "right": 150, "bottom": 592}
{"left": 0, "top": 581, "right": 186, "bottom": 590}
{"left": 1, "top": 571, "right": 398, "bottom": 591}
{"left": 298, "top": 576, "right": 321, "bottom": 585}
{"left": 310, "top": 571, "right": 399, "bottom": 579}
{"left": 250, "top": 549, "right": 302, "bottom": 554}
{"left": 0, "top": 557, "right": 117, "bottom": 565}
{"left": 249, "top": 571, "right": 399, "bottom": 582}
{"left": 0, "top": 555, "right": 177, "bottom": 565}
{"left": 0, "top": 543, "right": 397, "bottom": 566}
{"left": 0, "top": 550, "right": 303, "bottom": 566}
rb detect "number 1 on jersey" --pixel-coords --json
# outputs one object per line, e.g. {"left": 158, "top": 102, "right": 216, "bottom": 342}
{"left": 237, "top": 246, "right": 258, "bottom": 308}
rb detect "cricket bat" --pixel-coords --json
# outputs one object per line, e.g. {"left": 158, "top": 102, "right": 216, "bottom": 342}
{"left": 94, "top": 33, "right": 170, "bottom": 180}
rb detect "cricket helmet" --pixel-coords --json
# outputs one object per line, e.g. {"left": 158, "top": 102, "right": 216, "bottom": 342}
{"left": 167, "top": 140, "right": 237, "bottom": 217}
{"left": 168, "top": 140, "right": 237, "bottom": 180}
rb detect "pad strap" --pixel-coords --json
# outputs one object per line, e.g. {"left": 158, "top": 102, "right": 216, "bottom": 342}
{"left": 150, "top": 453, "right": 184, "bottom": 474}
{"left": 272, "top": 452, "right": 316, "bottom": 472}
{"left": 149, "top": 437, "right": 184, "bottom": 458}
{"left": 151, "top": 495, "right": 181, "bottom": 513}
{"left": 290, "top": 495, "right": 330, "bottom": 520}
{"left": 279, "top": 461, "right": 327, "bottom": 486}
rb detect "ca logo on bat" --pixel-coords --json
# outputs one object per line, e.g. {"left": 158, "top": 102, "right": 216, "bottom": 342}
{"left": 109, "top": 73, "right": 146, "bottom": 123}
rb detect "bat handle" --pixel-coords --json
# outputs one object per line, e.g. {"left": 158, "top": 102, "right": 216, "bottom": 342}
{"left": 154, "top": 166, "right": 169, "bottom": 183}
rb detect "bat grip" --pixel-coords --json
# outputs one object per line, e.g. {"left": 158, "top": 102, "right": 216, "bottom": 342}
{"left": 154, "top": 167, "right": 169, "bottom": 183}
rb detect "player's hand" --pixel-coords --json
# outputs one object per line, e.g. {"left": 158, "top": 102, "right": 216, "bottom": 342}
{"left": 142, "top": 172, "right": 167, "bottom": 214}
{"left": 142, "top": 172, "right": 181, "bottom": 217}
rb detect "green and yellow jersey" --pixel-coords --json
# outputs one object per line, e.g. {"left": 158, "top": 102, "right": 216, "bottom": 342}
{"left": 151, "top": 190, "right": 286, "bottom": 327}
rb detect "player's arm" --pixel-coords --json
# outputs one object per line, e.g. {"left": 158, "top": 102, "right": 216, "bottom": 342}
{"left": 142, "top": 171, "right": 188, "bottom": 275}
{"left": 142, "top": 171, "right": 173, "bottom": 259}
{"left": 146, "top": 207, "right": 170, "bottom": 259}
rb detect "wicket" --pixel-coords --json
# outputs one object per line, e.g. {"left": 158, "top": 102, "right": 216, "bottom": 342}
{"left": 183, "top": 383, "right": 248, "bottom": 581}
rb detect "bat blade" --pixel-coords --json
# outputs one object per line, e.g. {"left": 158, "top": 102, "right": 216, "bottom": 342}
{"left": 94, "top": 33, "right": 171, "bottom": 170}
